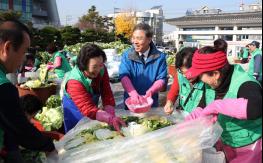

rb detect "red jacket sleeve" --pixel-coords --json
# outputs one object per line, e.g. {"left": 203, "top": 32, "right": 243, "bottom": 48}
{"left": 66, "top": 80, "right": 99, "bottom": 119}
{"left": 31, "top": 118, "right": 45, "bottom": 131}
{"left": 101, "top": 67, "right": 116, "bottom": 107}
{"left": 167, "top": 73, "right": 180, "bottom": 103}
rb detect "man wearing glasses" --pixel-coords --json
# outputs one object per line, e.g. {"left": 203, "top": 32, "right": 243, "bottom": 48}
{"left": 119, "top": 23, "right": 167, "bottom": 109}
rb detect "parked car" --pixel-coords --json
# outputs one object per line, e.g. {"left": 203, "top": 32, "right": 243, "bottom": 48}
{"left": 156, "top": 46, "right": 165, "bottom": 52}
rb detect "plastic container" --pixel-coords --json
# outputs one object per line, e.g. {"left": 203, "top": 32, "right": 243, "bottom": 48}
{"left": 125, "top": 97, "right": 153, "bottom": 113}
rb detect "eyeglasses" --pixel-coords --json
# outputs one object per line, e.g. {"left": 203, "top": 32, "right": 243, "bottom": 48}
{"left": 131, "top": 36, "right": 146, "bottom": 42}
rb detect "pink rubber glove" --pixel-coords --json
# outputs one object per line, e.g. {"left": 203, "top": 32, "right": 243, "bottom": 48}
{"left": 104, "top": 105, "right": 116, "bottom": 116}
{"left": 121, "top": 76, "right": 147, "bottom": 105}
{"left": 96, "top": 110, "right": 126, "bottom": 132}
{"left": 25, "top": 66, "right": 33, "bottom": 71}
{"left": 53, "top": 57, "right": 62, "bottom": 68}
{"left": 201, "top": 98, "right": 248, "bottom": 120}
{"left": 185, "top": 107, "right": 204, "bottom": 121}
{"left": 47, "top": 57, "right": 62, "bottom": 70}
{"left": 47, "top": 64, "right": 55, "bottom": 70}
{"left": 185, "top": 107, "right": 218, "bottom": 123}
{"left": 145, "top": 80, "right": 165, "bottom": 97}
{"left": 129, "top": 90, "right": 148, "bottom": 105}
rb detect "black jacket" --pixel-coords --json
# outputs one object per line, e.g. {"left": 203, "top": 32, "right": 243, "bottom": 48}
{"left": 0, "top": 83, "right": 55, "bottom": 152}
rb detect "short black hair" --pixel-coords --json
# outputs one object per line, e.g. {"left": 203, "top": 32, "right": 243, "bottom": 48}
{"left": 198, "top": 46, "right": 217, "bottom": 54}
{"left": 175, "top": 47, "right": 197, "bottom": 69}
{"left": 20, "top": 95, "right": 43, "bottom": 116}
{"left": 77, "top": 44, "right": 107, "bottom": 71}
{"left": 46, "top": 42, "right": 58, "bottom": 54}
{"left": 28, "top": 47, "right": 37, "bottom": 56}
{"left": 25, "top": 53, "right": 35, "bottom": 62}
{"left": 249, "top": 41, "right": 260, "bottom": 48}
{"left": 255, "top": 42, "right": 260, "bottom": 48}
{"left": 179, "top": 41, "right": 184, "bottom": 44}
{"left": 0, "top": 19, "right": 31, "bottom": 51}
{"left": 214, "top": 39, "right": 228, "bottom": 53}
{"left": 133, "top": 23, "right": 153, "bottom": 38}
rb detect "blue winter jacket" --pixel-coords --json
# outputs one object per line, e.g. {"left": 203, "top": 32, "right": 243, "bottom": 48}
{"left": 119, "top": 42, "right": 167, "bottom": 107}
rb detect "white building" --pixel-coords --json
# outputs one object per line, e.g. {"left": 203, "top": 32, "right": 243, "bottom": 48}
{"left": 240, "top": 1, "right": 262, "bottom": 12}
{"left": 165, "top": 5, "right": 262, "bottom": 52}
{"left": 190, "top": 6, "right": 222, "bottom": 15}
{"left": 108, "top": 6, "right": 164, "bottom": 45}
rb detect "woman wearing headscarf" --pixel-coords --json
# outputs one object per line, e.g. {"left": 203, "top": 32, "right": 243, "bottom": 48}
{"left": 185, "top": 42, "right": 262, "bottom": 163}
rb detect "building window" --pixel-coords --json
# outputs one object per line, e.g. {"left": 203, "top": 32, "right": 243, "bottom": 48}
{"left": 237, "top": 35, "right": 249, "bottom": 41}
{"left": 13, "top": 0, "right": 22, "bottom": 11}
{"left": 137, "top": 17, "right": 144, "bottom": 22}
{"left": 144, "top": 17, "right": 150, "bottom": 21}
{"left": 219, "top": 27, "right": 233, "bottom": 30}
{"left": 183, "top": 27, "right": 215, "bottom": 31}
{"left": 0, "top": 0, "right": 9, "bottom": 10}
{"left": 219, "top": 35, "right": 233, "bottom": 41}
{"left": 239, "top": 26, "right": 262, "bottom": 30}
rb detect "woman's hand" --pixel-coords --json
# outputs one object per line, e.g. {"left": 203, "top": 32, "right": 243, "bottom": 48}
{"left": 164, "top": 100, "right": 174, "bottom": 115}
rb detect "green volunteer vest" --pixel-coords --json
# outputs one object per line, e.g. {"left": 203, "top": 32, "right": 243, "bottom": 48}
{"left": 63, "top": 66, "right": 105, "bottom": 99}
{"left": 50, "top": 52, "right": 72, "bottom": 79}
{"left": 0, "top": 64, "right": 10, "bottom": 150}
{"left": 242, "top": 48, "right": 249, "bottom": 59}
{"left": 34, "top": 58, "right": 41, "bottom": 69}
{"left": 218, "top": 65, "right": 262, "bottom": 148}
{"left": 248, "top": 48, "right": 262, "bottom": 82}
{"left": 70, "top": 56, "right": 77, "bottom": 66}
{"left": 177, "top": 72, "right": 215, "bottom": 113}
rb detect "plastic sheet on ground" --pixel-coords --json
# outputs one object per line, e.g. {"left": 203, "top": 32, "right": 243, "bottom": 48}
{"left": 202, "top": 148, "right": 226, "bottom": 163}
{"left": 50, "top": 108, "right": 223, "bottom": 163}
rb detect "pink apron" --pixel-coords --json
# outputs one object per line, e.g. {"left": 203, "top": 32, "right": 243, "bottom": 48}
{"left": 216, "top": 139, "right": 262, "bottom": 163}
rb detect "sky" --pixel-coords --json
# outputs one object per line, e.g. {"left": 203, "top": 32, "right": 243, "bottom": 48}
{"left": 56, "top": 0, "right": 260, "bottom": 32}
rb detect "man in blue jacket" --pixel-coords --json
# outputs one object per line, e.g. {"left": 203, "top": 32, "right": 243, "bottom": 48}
{"left": 119, "top": 23, "right": 167, "bottom": 108}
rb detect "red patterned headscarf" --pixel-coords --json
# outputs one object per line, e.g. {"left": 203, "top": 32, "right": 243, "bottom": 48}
{"left": 186, "top": 50, "right": 228, "bottom": 79}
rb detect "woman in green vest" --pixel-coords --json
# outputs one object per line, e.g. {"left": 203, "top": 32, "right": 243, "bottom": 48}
{"left": 62, "top": 44, "right": 126, "bottom": 133}
{"left": 46, "top": 43, "right": 72, "bottom": 79}
{"left": 164, "top": 47, "right": 215, "bottom": 115}
{"left": 247, "top": 41, "right": 262, "bottom": 83}
{"left": 185, "top": 45, "right": 262, "bottom": 163}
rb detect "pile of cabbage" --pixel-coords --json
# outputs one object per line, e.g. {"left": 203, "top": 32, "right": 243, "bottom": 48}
{"left": 52, "top": 108, "right": 224, "bottom": 163}
{"left": 64, "top": 41, "right": 131, "bottom": 56}
{"left": 59, "top": 115, "right": 173, "bottom": 152}
{"left": 121, "top": 116, "right": 172, "bottom": 137}
{"left": 35, "top": 95, "right": 63, "bottom": 131}
{"left": 19, "top": 64, "right": 57, "bottom": 89}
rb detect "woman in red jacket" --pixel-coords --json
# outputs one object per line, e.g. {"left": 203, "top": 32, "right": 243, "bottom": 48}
{"left": 62, "top": 44, "right": 126, "bottom": 133}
